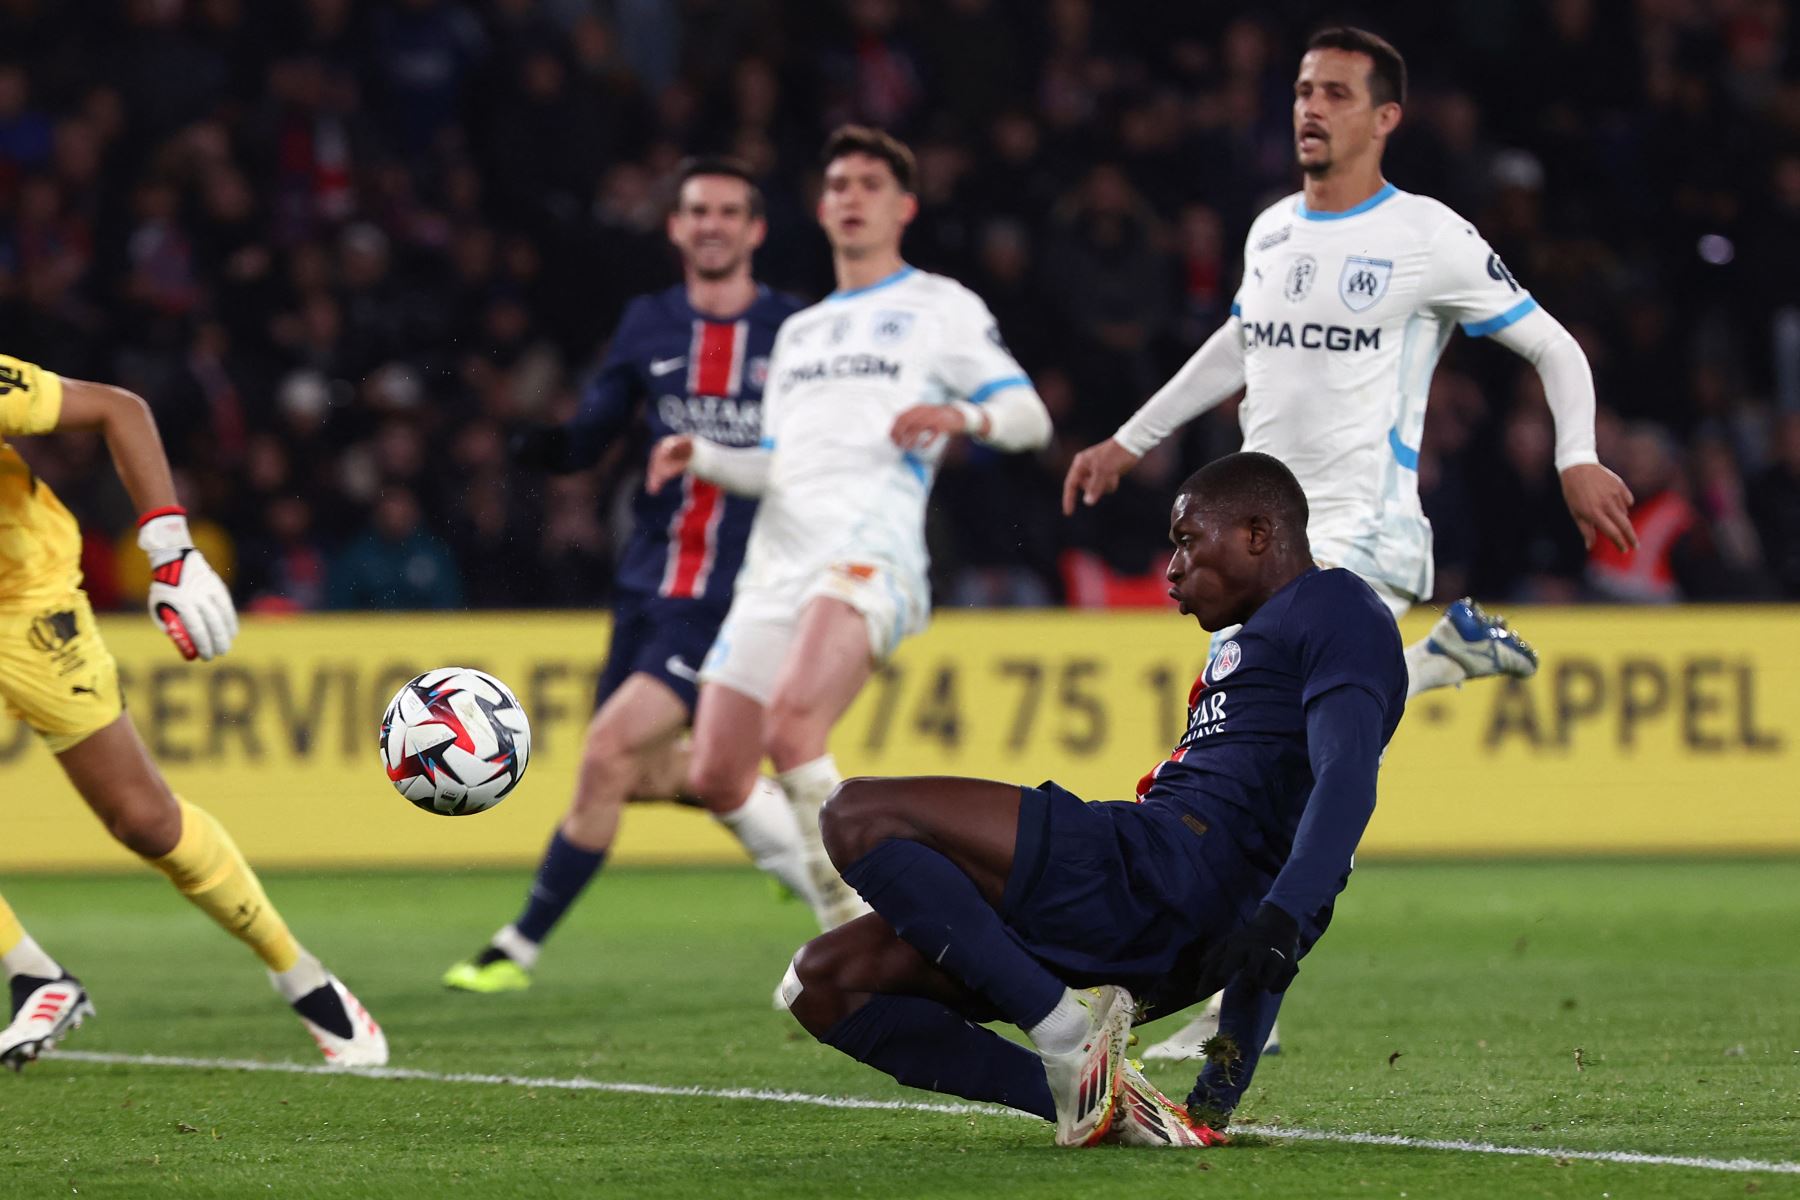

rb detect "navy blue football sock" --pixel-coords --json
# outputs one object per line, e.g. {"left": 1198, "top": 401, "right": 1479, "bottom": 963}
{"left": 839, "top": 838, "right": 1065, "bottom": 1031}
{"left": 1187, "top": 979, "right": 1281, "bottom": 1121}
{"left": 512, "top": 831, "right": 606, "bottom": 945}
{"left": 822, "top": 993, "right": 1054, "bottom": 1120}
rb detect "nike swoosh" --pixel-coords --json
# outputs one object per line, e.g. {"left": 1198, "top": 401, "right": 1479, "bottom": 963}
{"left": 665, "top": 655, "right": 700, "bottom": 683}
{"left": 649, "top": 357, "right": 686, "bottom": 377}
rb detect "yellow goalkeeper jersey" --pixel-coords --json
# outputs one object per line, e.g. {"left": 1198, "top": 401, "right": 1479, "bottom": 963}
{"left": 0, "top": 354, "right": 82, "bottom": 610}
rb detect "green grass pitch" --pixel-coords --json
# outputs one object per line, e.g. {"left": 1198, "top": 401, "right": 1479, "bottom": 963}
{"left": 1, "top": 860, "right": 1795, "bottom": 1198}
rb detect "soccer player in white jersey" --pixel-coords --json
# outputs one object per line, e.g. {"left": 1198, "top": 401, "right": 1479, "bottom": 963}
{"left": 1062, "top": 27, "right": 1637, "bottom": 1063}
{"left": 648, "top": 126, "right": 1053, "bottom": 928}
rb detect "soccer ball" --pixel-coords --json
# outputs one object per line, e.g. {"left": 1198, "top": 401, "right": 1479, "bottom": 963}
{"left": 380, "top": 667, "right": 531, "bottom": 816}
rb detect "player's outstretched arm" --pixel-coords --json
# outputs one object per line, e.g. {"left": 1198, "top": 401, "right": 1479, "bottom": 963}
{"left": 1061, "top": 439, "right": 1142, "bottom": 515}
{"left": 54, "top": 378, "right": 180, "bottom": 511}
{"left": 1264, "top": 685, "right": 1385, "bottom": 916}
{"left": 645, "top": 434, "right": 695, "bottom": 494}
{"left": 1062, "top": 319, "right": 1247, "bottom": 515}
{"left": 890, "top": 383, "right": 1051, "bottom": 454}
{"left": 54, "top": 378, "right": 238, "bottom": 661}
{"left": 1483, "top": 306, "right": 1636, "bottom": 552}
{"left": 1561, "top": 463, "right": 1636, "bottom": 552}
{"left": 648, "top": 433, "right": 772, "bottom": 497}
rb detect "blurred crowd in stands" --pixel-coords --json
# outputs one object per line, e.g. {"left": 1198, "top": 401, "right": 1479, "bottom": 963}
{"left": 7, "top": 0, "right": 1800, "bottom": 612}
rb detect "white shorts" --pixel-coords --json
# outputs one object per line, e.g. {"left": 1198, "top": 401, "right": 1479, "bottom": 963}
{"left": 699, "top": 561, "right": 930, "bottom": 705}
{"left": 1311, "top": 524, "right": 1432, "bottom": 614}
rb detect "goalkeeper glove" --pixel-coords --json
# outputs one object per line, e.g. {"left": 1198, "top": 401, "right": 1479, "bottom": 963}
{"left": 1197, "top": 902, "right": 1301, "bottom": 994}
{"left": 137, "top": 507, "right": 239, "bottom": 662}
{"left": 508, "top": 423, "right": 571, "bottom": 471}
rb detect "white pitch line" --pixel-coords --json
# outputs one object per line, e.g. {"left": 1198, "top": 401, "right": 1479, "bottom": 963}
{"left": 1251, "top": 1126, "right": 1800, "bottom": 1175}
{"left": 45, "top": 1050, "right": 1800, "bottom": 1176}
{"left": 45, "top": 1050, "right": 1015, "bottom": 1118}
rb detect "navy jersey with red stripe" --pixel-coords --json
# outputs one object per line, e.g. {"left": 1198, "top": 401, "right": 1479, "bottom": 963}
{"left": 562, "top": 285, "right": 803, "bottom": 605}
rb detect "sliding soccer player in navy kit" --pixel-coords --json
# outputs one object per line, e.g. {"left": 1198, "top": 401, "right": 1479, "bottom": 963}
{"left": 445, "top": 158, "right": 819, "bottom": 993}
{"left": 778, "top": 452, "right": 1407, "bottom": 1148}
{"left": 1064, "top": 24, "right": 1636, "bottom": 1063}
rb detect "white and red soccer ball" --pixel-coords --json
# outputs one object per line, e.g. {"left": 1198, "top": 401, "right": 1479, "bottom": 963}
{"left": 380, "top": 667, "right": 531, "bottom": 815}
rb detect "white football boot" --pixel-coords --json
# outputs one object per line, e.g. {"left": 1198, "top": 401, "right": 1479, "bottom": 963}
{"left": 1109, "top": 1059, "right": 1230, "bottom": 1148}
{"left": 1424, "top": 597, "right": 1539, "bottom": 681}
{"left": 1, "top": 974, "right": 94, "bottom": 1071}
{"left": 1035, "top": 985, "right": 1136, "bottom": 1148}
{"left": 280, "top": 973, "right": 388, "bottom": 1068}
{"left": 1141, "top": 991, "right": 1280, "bottom": 1060}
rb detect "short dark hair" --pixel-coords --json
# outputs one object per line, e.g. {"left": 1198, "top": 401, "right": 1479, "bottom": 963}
{"left": 672, "top": 155, "right": 765, "bottom": 220}
{"left": 1179, "top": 452, "right": 1310, "bottom": 541}
{"left": 820, "top": 125, "right": 916, "bottom": 193}
{"left": 1306, "top": 26, "right": 1406, "bottom": 108}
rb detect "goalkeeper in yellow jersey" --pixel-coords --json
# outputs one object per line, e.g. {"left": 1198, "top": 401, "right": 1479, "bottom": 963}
{"left": 0, "top": 353, "right": 387, "bottom": 1070}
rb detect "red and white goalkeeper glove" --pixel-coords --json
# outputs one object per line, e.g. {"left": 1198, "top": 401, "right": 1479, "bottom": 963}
{"left": 137, "top": 507, "right": 238, "bottom": 661}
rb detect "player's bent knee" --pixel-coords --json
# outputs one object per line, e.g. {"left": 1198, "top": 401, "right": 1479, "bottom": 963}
{"left": 685, "top": 755, "right": 743, "bottom": 809}
{"left": 574, "top": 733, "right": 640, "bottom": 793}
{"left": 785, "top": 939, "right": 848, "bottom": 1035}
{"left": 819, "top": 777, "right": 913, "bottom": 869}
{"left": 103, "top": 791, "right": 182, "bottom": 857}
{"left": 785, "top": 920, "right": 891, "bottom": 1034}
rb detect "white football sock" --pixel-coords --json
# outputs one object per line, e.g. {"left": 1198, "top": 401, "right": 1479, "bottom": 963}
{"left": 492, "top": 924, "right": 541, "bottom": 972}
{"left": 1405, "top": 638, "right": 1467, "bottom": 699}
{"left": 778, "top": 755, "right": 871, "bottom": 926}
{"left": 1, "top": 933, "right": 62, "bottom": 981}
{"left": 777, "top": 754, "right": 842, "bottom": 839}
{"left": 1028, "top": 988, "right": 1093, "bottom": 1055}
{"left": 269, "top": 948, "right": 331, "bottom": 1002}
{"left": 715, "top": 777, "right": 815, "bottom": 903}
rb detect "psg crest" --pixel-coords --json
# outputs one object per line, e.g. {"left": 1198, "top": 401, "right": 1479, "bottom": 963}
{"left": 1338, "top": 256, "right": 1393, "bottom": 312}
{"left": 1210, "top": 639, "right": 1243, "bottom": 680}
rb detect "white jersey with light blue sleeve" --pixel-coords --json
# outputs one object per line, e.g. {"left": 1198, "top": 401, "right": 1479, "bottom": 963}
{"left": 740, "top": 265, "right": 1044, "bottom": 599}
{"left": 1227, "top": 184, "right": 1543, "bottom": 601}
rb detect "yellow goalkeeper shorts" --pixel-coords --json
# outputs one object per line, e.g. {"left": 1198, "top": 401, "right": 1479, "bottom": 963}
{"left": 0, "top": 589, "right": 123, "bottom": 754}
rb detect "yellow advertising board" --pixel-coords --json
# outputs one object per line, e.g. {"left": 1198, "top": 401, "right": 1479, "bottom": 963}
{"left": 1, "top": 607, "right": 1795, "bottom": 871}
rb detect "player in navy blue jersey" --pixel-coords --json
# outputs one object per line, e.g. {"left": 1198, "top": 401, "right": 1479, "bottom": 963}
{"left": 777, "top": 452, "right": 1407, "bottom": 1148}
{"left": 445, "top": 159, "right": 817, "bottom": 993}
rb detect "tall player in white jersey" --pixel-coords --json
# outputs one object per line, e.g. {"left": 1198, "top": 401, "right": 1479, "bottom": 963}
{"left": 649, "top": 126, "right": 1052, "bottom": 927}
{"left": 1064, "top": 27, "right": 1636, "bottom": 1061}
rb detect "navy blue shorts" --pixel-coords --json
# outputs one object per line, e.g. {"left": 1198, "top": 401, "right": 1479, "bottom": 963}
{"left": 593, "top": 593, "right": 728, "bottom": 714}
{"left": 999, "top": 782, "right": 1268, "bottom": 997}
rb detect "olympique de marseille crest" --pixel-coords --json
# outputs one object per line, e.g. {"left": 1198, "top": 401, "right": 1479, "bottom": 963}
{"left": 1338, "top": 256, "right": 1393, "bottom": 312}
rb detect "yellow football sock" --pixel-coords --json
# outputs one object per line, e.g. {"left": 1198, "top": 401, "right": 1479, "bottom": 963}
{"left": 144, "top": 799, "right": 300, "bottom": 973}
{"left": 0, "top": 893, "right": 24, "bottom": 958}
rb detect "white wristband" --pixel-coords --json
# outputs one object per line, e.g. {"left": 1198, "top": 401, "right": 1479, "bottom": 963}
{"left": 951, "top": 400, "right": 988, "bottom": 436}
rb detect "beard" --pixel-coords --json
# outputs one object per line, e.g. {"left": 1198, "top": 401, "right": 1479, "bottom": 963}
{"left": 690, "top": 251, "right": 744, "bottom": 281}
{"left": 1298, "top": 149, "right": 1332, "bottom": 177}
